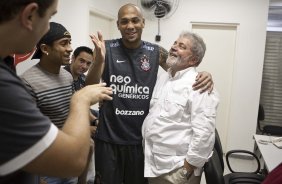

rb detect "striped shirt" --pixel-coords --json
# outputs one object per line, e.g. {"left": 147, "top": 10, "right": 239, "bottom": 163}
{"left": 21, "top": 64, "right": 74, "bottom": 128}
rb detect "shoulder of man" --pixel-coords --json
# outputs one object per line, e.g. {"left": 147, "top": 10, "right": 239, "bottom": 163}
{"left": 20, "top": 64, "right": 40, "bottom": 80}
{"left": 63, "top": 64, "right": 71, "bottom": 73}
{"left": 105, "top": 39, "right": 120, "bottom": 48}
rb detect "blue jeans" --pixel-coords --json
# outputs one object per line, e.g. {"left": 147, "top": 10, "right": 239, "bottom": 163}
{"left": 41, "top": 176, "right": 78, "bottom": 184}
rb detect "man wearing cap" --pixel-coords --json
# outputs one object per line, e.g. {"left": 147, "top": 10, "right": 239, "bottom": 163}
{"left": 21, "top": 22, "right": 72, "bottom": 129}
{"left": 20, "top": 22, "right": 77, "bottom": 184}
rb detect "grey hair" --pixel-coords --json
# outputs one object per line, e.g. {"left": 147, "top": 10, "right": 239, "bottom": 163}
{"left": 179, "top": 31, "right": 206, "bottom": 66}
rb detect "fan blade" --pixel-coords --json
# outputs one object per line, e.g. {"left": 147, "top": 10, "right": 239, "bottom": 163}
{"left": 157, "top": 0, "right": 171, "bottom": 13}
{"left": 154, "top": 5, "right": 167, "bottom": 18}
{"left": 141, "top": 0, "right": 157, "bottom": 10}
{"left": 153, "top": 0, "right": 172, "bottom": 18}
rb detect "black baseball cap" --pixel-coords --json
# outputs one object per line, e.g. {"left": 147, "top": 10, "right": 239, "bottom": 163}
{"left": 32, "top": 22, "right": 71, "bottom": 59}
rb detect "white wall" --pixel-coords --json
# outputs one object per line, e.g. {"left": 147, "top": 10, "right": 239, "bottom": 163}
{"left": 17, "top": 0, "right": 269, "bottom": 152}
{"left": 54, "top": 0, "right": 90, "bottom": 49}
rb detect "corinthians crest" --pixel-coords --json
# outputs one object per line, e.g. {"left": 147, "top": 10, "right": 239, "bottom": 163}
{"left": 140, "top": 55, "right": 150, "bottom": 71}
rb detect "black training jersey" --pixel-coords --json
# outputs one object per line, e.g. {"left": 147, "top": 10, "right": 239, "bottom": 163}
{"left": 96, "top": 39, "right": 159, "bottom": 145}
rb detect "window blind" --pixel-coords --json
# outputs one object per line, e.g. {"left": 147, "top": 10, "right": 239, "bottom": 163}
{"left": 260, "top": 31, "right": 282, "bottom": 127}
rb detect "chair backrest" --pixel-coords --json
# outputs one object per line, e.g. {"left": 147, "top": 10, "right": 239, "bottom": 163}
{"left": 204, "top": 149, "right": 225, "bottom": 184}
{"left": 214, "top": 129, "right": 224, "bottom": 170}
{"left": 257, "top": 104, "right": 282, "bottom": 136}
{"left": 258, "top": 104, "right": 265, "bottom": 121}
{"left": 257, "top": 104, "right": 265, "bottom": 132}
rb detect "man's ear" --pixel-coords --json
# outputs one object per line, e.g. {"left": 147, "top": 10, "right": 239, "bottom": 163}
{"left": 40, "top": 44, "right": 49, "bottom": 55}
{"left": 142, "top": 18, "right": 145, "bottom": 27}
{"left": 20, "top": 3, "right": 39, "bottom": 31}
{"left": 187, "top": 56, "right": 199, "bottom": 66}
{"left": 192, "top": 56, "right": 200, "bottom": 66}
{"left": 116, "top": 20, "right": 120, "bottom": 30}
{"left": 71, "top": 55, "right": 75, "bottom": 63}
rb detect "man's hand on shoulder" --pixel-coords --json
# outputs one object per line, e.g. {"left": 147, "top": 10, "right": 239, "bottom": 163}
{"left": 193, "top": 71, "right": 213, "bottom": 94}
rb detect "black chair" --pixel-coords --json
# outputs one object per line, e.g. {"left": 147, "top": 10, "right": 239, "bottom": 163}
{"left": 257, "top": 104, "right": 282, "bottom": 136}
{"left": 204, "top": 129, "right": 265, "bottom": 184}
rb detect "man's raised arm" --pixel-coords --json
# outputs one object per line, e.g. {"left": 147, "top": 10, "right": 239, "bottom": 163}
{"left": 86, "top": 31, "right": 106, "bottom": 85}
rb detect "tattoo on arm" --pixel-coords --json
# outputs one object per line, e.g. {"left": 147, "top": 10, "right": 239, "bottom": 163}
{"left": 159, "top": 46, "right": 169, "bottom": 70}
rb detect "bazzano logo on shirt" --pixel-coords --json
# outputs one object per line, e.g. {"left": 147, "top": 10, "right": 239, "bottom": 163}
{"left": 115, "top": 108, "right": 144, "bottom": 116}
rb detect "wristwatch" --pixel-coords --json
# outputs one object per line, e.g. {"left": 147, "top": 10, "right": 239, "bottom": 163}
{"left": 183, "top": 167, "right": 193, "bottom": 180}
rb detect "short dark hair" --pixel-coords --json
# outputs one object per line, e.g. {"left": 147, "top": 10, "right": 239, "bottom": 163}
{"left": 0, "top": 0, "right": 55, "bottom": 24}
{"left": 73, "top": 46, "right": 93, "bottom": 58}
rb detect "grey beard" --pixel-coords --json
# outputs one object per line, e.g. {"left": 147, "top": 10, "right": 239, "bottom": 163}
{"left": 166, "top": 56, "right": 180, "bottom": 68}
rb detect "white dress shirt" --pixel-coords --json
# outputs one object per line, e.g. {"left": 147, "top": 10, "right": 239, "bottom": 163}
{"left": 142, "top": 67, "right": 219, "bottom": 177}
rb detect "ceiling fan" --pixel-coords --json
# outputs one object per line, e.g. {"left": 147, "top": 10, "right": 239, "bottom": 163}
{"left": 139, "top": 0, "right": 179, "bottom": 41}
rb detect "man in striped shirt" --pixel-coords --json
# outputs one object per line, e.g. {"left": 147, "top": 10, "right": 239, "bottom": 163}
{"left": 21, "top": 22, "right": 77, "bottom": 184}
